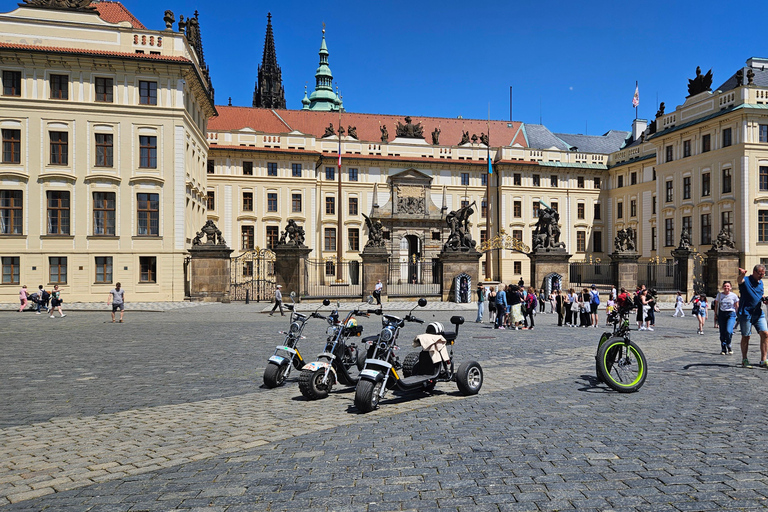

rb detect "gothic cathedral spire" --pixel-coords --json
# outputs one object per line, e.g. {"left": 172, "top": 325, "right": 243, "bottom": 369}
{"left": 252, "top": 13, "right": 286, "bottom": 109}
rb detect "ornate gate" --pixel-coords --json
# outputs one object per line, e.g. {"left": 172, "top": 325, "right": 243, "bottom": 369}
{"left": 230, "top": 248, "right": 276, "bottom": 302}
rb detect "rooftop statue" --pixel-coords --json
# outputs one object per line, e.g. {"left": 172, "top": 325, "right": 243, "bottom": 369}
{"left": 395, "top": 116, "right": 424, "bottom": 139}
{"left": 687, "top": 66, "right": 713, "bottom": 97}
{"left": 23, "top": 0, "right": 95, "bottom": 10}
{"left": 347, "top": 126, "right": 358, "bottom": 139}
{"left": 380, "top": 124, "right": 388, "bottom": 143}
{"left": 323, "top": 123, "right": 335, "bottom": 138}
{"left": 655, "top": 102, "right": 665, "bottom": 118}
{"left": 460, "top": 131, "right": 470, "bottom": 145}
{"left": 431, "top": 127, "right": 441, "bottom": 145}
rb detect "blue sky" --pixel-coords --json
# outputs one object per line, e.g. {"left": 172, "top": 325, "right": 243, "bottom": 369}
{"left": 126, "top": 0, "right": 768, "bottom": 136}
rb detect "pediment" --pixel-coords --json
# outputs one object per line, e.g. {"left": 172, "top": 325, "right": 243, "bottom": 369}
{"left": 388, "top": 168, "right": 432, "bottom": 184}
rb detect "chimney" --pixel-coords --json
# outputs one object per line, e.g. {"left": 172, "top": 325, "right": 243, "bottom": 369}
{"left": 632, "top": 118, "right": 647, "bottom": 142}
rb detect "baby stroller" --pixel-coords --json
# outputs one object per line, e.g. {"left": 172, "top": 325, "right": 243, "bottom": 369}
{"left": 29, "top": 289, "right": 50, "bottom": 312}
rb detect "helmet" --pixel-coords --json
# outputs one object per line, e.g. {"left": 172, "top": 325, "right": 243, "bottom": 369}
{"left": 426, "top": 322, "right": 444, "bottom": 335}
{"left": 345, "top": 318, "right": 357, "bottom": 328}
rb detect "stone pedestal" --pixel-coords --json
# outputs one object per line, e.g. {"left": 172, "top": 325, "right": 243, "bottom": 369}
{"left": 610, "top": 252, "right": 639, "bottom": 293}
{"left": 189, "top": 245, "right": 234, "bottom": 302}
{"left": 439, "top": 250, "right": 483, "bottom": 302}
{"left": 528, "top": 250, "right": 572, "bottom": 292}
{"left": 273, "top": 245, "right": 312, "bottom": 301}
{"left": 706, "top": 248, "right": 740, "bottom": 297}
{"left": 671, "top": 248, "right": 695, "bottom": 296}
{"left": 361, "top": 247, "right": 390, "bottom": 302}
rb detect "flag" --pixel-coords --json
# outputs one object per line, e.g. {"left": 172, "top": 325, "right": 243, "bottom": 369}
{"left": 337, "top": 139, "right": 342, "bottom": 169}
{"left": 632, "top": 83, "right": 639, "bottom": 108}
{"left": 487, "top": 146, "right": 492, "bottom": 175}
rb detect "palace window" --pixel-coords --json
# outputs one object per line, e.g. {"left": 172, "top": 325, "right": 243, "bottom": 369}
{"left": 95, "top": 256, "right": 113, "bottom": 284}
{"left": 137, "top": 193, "right": 159, "bottom": 236}
{"left": 550, "top": 175, "right": 558, "bottom": 187}
{"left": 652, "top": 196, "right": 656, "bottom": 214}
{"left": 513, "top": 200, "right": 521, "bottom": 218}
{"left": 594, "top": 177, "right": 601, "bottom": 189}
{"left": 50, "top": 74, "right": 68, "bottom": 100}
{"left": 243, "top": 192, "right": 253, "bottom": 211}
{"left": 93, "top": 192, "right": 115, "bottom": 236}
{"left": 665, "top": 180, "right": 673, "bottom": 202}
{"left": 243, "top": 161, "right": 253, "bottom": 175}
{"left": 325, "top": 261, "right": 335, "bottom": 276}
{"left": 291, "top": 163, "right": 301, "bottom": 177}
{"left": 47, "top": 191, "right": 70, "bottom": 235}
{"left": 0, "top": 190, "right": 22, "bottom": 234}
{"left": 461, "top": 200, "right": 469, "bottom": 209}
{"left": 721, "top": 211, "right": 733, "bottom": 235}
{"left": 594, "top": 231, "right": 603, "bottom": 253}
{"left": 324, "top": 227, "right": 336, "bottom": 251}
{"left": 760, "top": 125, "right": 768, "bottom": 143}
{"left": 617, "top": 175, "right": 624, "bottom": 188}
{"left": 480, "top": 230, "right": 487, "bottom": 245}
{"left": 593, "top": 203, "right": 601, "bottom": 220}
{"left": 2, "top": 129, "right": 20, "bottom": 164}
{"left": 722, "top": 128, "right": 732, "bottom": 148}
{"left": 267, "top": 162, "right": 277, "bottom": 176}
{"left": 267, "top": 192, "right": 277, "bottom": 212}
{"left": 2, "top": 256, "right": 19, "bottom": 284}
{"left": 461, "top": 172, "right": 469, "bottom": 186}
{"left": 513, "top": 261, "right": 522, "bottom": 275}
{"left": 722, "top": 168, "right": 732, "bottom": 193}
{"left": 349, "top": 168, "right": 358, "bottom": 181}
{"left": 617, "top": 201, "right": 623, "bottom": 219}
{"left": 481, "top": 199, "right": 487, "bottom": 218}
{"left": 761, "top": 166, "right": 768, "bottom": 192}
{"left": 533, "top": 174, "right": 540, "bottom": 187}
{"left": 682, "top": 216, "right": 692, "bottom": 238}
{"left": 532, "top": 201, "right": 540, "bottom": 219}
{"left": 95, "top": 77, "right": 113, "bottom": 103}
{"left": 577, "top": 202, "right": 585, "bottom": 220}
{"left": 139, "top": 256, "right": 156, "bottom": 283}
{"left": 291, "top": 193, "right": 302, "bottom": 213}
{"left": 139, "top": 81, "right": 157, "bottom": 105}
{"left": 207, "top": 160, "right": 214, "bottom": 174}
{"left": 630, "top": 199, "right": 637, "bottom": 218}
{"left": 241, "top": 226, "right": 254, "bottom": 250}
{"left": 665, "top": 219, "right": 674, "bottom": 247}
{"left": 139, "top": 136, "right": 157, "bottom": 168}
{"left": 577, "top": 176, "right": 585, "bottom": 188}
{"left": 683, "top": 176, "right": 691, "bottom": 199}
{"left": 551, "top": 201, "right": 558, "bottom": 211}
{"left": 481, "top": 173, "right": 487, "bottom": 186}
{"left": 349, "top": 228, "right": 359, "bottom": 251}
{"left": 325, "top": 196, "right": 335, "bottom": 215}
{"left": 325, "top": 167, "right": 335, "bottom": 181}
{"left": 651, "top": 227, "right": 657, "bottom": 251}
{"left": 349, "top": 197, "right": 358, "bottom": 215}
{"left": 665, "top": 145, "right": 673, "bottom": 162}
{"left": 631, "top": 172, "right": 638, "bottom": 185}
{"left": 702, "top": 134, "right": 711, "bottom": 152}
{"left": 683, "top": 140, "right": 691, "bottom": 158}
{"left": 49, "top": 256, "right": 67, "bottom": 284}
{"left": 702, "top": 172, "right": 711, "bottom": 196}
{"left": 2, "top": 70, "right": 21, "bottom": 96}
{"left": 701, "top": 214, "right": 711, "bottom": 245}
{"left": 95, "top": 133, "right": 113, "bottom": 167}
{"left": 513, "top": 173, "right": 521, "bottom": 186}
{"left": 49, "top": 131, "right": 68, "bottom": 165}
{"left": 206, "top": 191, "right": 215, "bottom": 210}
{"left": 576, "top": 231, "right": 586, "bottom": 252}
{"left": 266, "top": 226, "right": 279, "bottom": 249}
{"left": 760, "top": 211, "right": 768, "bottom": 243}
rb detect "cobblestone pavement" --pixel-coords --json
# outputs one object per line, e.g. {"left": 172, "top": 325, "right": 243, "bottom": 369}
{"left": 2, "top": 304, "right": 767, "bottom": 511}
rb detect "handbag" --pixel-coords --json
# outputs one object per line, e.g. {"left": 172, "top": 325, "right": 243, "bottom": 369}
{"left": 570, "top": 301, "right": 580, "bottom": 313}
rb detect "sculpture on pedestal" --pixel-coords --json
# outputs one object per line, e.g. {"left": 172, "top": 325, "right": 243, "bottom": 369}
{"left": 277, "top": 219, "right": 306, "bottom": 247}
{"left": 712, "top": 228, "right": 736, "bottom": 251}
{"left": 531, "top": 206, "right": 565, "bottom": 252}
{"left": 678, "top": 228, "right": 692, "bottom": 250}
{"left": 192, "top": 220, "right": 227, "bottom": 246}
{"left": 362, "top": 213, "right": 385, "bottom": 249}
{"left": 443, "top": 202, "right": 477, "bottom": 252}
{"left": 613, "top": 227, "right": 637, "bottom": 253}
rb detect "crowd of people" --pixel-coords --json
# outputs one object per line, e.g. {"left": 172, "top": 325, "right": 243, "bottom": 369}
{"left": 475, "top": 264, "right": 768, "bottom": 368}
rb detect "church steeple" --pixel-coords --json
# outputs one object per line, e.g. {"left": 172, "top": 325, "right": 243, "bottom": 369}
{"left": 306, "top": 25, "right": 343, "bottom": 111}
{"left": 252, "top": 13, "right": 286, "bottom": 109}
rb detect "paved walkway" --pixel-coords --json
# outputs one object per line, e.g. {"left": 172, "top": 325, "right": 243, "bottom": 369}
{"left": 1, "top": 305, "right": 765, "bottom": 510}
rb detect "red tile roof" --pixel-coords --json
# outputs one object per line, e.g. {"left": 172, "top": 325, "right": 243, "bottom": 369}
{"left": 0, "top": 41, "right": 189, "bottom": 62}
{"left": 92, "top": 1, "right": 146, "bottom": 29}
{"left": 208, "top": 107, "right": 528, "bottom": 148}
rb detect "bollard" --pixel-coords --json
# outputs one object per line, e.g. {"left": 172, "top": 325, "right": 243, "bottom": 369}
{"left": 245, "top": 289, "right": 250, "bottom": 304}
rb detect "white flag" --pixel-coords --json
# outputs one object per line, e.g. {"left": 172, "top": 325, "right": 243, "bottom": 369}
{"left": 632, "top": 84, "right": 639, "bottom": 108}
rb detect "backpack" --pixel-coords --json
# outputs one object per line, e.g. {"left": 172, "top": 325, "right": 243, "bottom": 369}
{"left": 692, "top": 299, "right": 700, "bottom": 315}
{"left": 527, "top": 293, "right": 537, "bottom": 311}
{"left": 590, "top": 290, "right": 600, "bottom": 305}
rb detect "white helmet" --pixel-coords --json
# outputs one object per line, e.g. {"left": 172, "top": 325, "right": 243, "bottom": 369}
{"left": 426, "top": 322, "right": 444, "bottom": 335}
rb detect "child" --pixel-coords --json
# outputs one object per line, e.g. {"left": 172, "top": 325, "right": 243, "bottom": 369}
{"left": 605, "top": 299, "right": 616, "bottom": 326}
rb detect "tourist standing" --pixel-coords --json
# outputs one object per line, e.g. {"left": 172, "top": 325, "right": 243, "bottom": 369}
{"left": 737, "top": 266, "right": 768, "bottom": 368}
{"left": 107, "top": 282, "right": 126, "bottom": 323}
{"left": 269, "top": 285, "right": 285, "bottom": 316}
{"left": 373, "top": 279, "right": 383, "bottom": 305}
{"left": 508, "top": 285, "right": 524, "bottom": 330}
{"left": 579, "top": 288, "right": 591, "bottom": 327}
{"left": 555, "top": 289, "right": 566, "bottom": 326}
{"left": 672, "top": 292, "right": 685, "bottom": 317}
{"left": 494, "top": 285, "right": 508, "bottom": 329}
{"left": 538, "top": 289, "right": 547, "bottom": 313}
{"left": 524, "top": 286, "right": 537, "bottom": 330}
{"left": 589, "top": 284, "right": 600, "bottom": 328}
{"left": 49, "top": 285, "right": 65, "bottom": 318}
{"left": 713, "top": 281, "right": 739, "bottom": 355}
{"left": 488, "top": 286, "right": 497, "bottom": 324}
{"left": 475, "top": 284, "right": 485, "bottom": 323}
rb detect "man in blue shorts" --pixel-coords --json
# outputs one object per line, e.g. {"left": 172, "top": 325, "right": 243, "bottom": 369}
{"left": 738, "top": 265, "right": 768, "bottom": 368}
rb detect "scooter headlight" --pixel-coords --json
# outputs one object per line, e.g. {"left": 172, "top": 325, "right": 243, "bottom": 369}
{"left": 289, "top": 322, "right": 301, "bottom": 334}
{"left": 379, "top": 327, "right": 394, "bottom": 343}
{"left": 327, "top": 326, "right": 338, "bottom": 336}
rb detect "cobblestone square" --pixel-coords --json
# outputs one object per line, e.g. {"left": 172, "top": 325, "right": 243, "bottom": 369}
{"left": 2, "top": 303, "right": 768, "bottom": 511}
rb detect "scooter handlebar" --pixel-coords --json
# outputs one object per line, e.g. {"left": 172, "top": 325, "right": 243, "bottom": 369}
{"left": 311, "top": 312, "right": 326, "bottom": 319}
{"left": 406, "top": 315, "right": 424, "bottom": 324}
{"left": 367, "top": 309, "right": 382, "bottom": 315}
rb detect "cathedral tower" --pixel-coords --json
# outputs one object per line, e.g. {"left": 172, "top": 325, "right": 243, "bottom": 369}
{"left": 303, "top": 25, "right": 343, "bottom": 111}
{"left": 252, "top": 13, "right": 286, "bottom": 109}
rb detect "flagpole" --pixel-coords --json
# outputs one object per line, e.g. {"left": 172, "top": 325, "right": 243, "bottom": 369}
{"left": 635, "top": 80, "right": 638, "bottom": 120}
{"left": 336, "top": 104, "right": 343, "bottom": 282}
{"left": 486, "top": 103, "right": 492, "bottom": 281}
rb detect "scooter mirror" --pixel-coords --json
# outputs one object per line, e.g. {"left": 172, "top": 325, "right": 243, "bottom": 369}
{"left": 322, "top": 299, "right": 331, "bottom": 306}
{"left": 418, "top": 298, "right": 427, "bottom": 307}
{"left": 366, "top": 295, "right": 375, "bottom": 305}
{"left": 290, "top": 291, "right": 297, "bottom": 300}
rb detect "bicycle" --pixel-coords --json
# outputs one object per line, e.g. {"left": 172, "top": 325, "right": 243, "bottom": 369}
{"left": 595, "top": 306, "right": 648, "bottom": 392}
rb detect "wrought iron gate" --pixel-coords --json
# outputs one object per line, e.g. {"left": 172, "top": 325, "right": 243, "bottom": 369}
{"left": 230, "top": 248, "right": 276, "bottom": 302}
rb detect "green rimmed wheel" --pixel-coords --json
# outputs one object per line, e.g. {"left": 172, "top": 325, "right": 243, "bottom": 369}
{"left": 597, "top": 338, "right": 647, "bottom": 393}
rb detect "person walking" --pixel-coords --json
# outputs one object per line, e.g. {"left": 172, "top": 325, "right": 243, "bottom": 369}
{"left": 635, "top": 289, "right": 647, "bottom": 330}
{"left": 549, "top": 291, "right": 556, "bottom": 314}
{"left": 494, "top": 284, "right": 508, "bottom": 329}
{"left": 672, "top": 291, "right": 685, "bottom": 317}
{"left": 18, "top": 285, "right": 28, "bottom": 312}
{"left": 373, "top": 279, "right": 383, "bottom": 305}
{"left": 49, "top": 285, "right": 65, "bottom": 318}
{"left": 488, "top": 286, "right": 497, "bottom": 324}
{"left": 713, "top": 281, "right": 738, "bottom": 355}
{"left": 107, "top": 282, "right": 126, "bottom": 323}
{"left": 737, "top": 266, "right": 768, "bottom": 368}
{"left": 269, "top": 285, "right": 285, "bottom": 316}
{"left": 475, "top": 284, "right": 485, "bottom": 323}
{"left": 524, "top": 286, "right": 537, "bottom": 330}
{"left": 693, "top": 294, "right": 708, "bottom": 335}
{"left": 589, "top": 284, "right": 600, "bottom": 328}
{"left": 555, "top": 289, "right": 566, "bottom": 326}
{"left": 538, "top": 289, "right": 547, "bottom": 313}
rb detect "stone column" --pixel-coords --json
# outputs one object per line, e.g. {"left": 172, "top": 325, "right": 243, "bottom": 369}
{"left": 671, "top": 247, "right": 695, "bottom": 297}
{"left": 438, "top": 249, "right": 483, "bottom": 302}
{"left": 189, "top": 244, "right": 234, "bottom": 303}
{"left": 272, "top": 245, "right": 312, "bottom": 301}
{"left": 706, "top": 247, "right": 740, "bottom": 297}
{"left": 528, "top": 250, "right": 572, "bottom": 292}
{"left": 610, "top": 252, "right": 639, "bottom": 293}
{"left": 361, "top": 247, "right": 390, "bottom": 302}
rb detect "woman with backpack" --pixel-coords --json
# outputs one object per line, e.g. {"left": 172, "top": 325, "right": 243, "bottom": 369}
{"left": 589, "top": 285, "right": 600, "bottom": 328}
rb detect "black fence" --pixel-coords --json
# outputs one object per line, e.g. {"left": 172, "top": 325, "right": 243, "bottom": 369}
{"left": 638, "top": 261, "right": 678, "bottom": 292}
{"left": 305, "top": 259, "right": 363, "bottom": 299}
{"left": 388, "top": 259, "right": 442, "bottom": 297}
{"left": 230, "top": 249, "right": 276, "bottom": 301}
{"left": 569, "top": 262, "right": 615, "bottom": 291}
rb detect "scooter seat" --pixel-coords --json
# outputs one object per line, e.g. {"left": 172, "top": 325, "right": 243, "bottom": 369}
{"left": 361, "top": 335, "right": 378, "bottom": 343}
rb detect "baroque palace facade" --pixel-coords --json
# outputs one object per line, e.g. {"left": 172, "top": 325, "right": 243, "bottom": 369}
{"left": 2, "top": 2, "right": 768, "bottom": 302}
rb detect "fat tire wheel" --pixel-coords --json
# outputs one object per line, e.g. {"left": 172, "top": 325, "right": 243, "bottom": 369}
{"left": 298, "top": 368, "right": 332, "bottom": 400}
{"left": 292, "top": 355, "right": 304, "bottom": 371}
{"left": 263, "top": 362, "right": 289, "bottom": 388}
{"left": 356, "top": 345, "right": 368, "bottom": 371}
{"left": 355, "top": 379, "right": 382, "bottom": 413}
{"left": 402, "top": 351, "right": 421, "bottom": 378}
{"left": 597, "top": 338, "right": 647, "bottom": 393}
{"left": 594, "top": 333, "right": 611, "bottom": 383}
{"left": 456, "top": 361, "right": 483, "bottom": 395}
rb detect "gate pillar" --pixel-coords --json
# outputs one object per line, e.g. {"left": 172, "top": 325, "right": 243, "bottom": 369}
{"left": 189, "top": 221, "right": 233, "bottom": 303}
{"left": 273, "top": 245, "right": 312, "bottom": 301}
{"left": 610, "top": 252, "right": 639, "bottom": 294}
{"left": 361, "top": 247, "right": 389, "bottom": 302}
{"left": 671, "top": 247, "right": 696, "bottom": 297}
{"left": 529, "top": 251, "right": 572, "bottom": 293}
{"left": 706, "top": 246, "right": 739, "bottom": 298}
{"left": 438, "top": 249, "right": 482, "bottom": 302}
